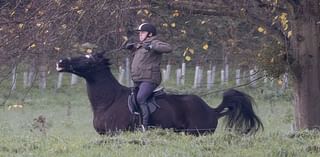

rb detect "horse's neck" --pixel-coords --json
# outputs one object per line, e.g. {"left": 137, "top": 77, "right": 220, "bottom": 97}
{"left": 85, "top": 70, "right": 124, "bottom": 110}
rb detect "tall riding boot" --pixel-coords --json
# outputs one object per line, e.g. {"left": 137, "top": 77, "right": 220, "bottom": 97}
{"left": 139, "top": 103, "right": 150, "bottom": 131}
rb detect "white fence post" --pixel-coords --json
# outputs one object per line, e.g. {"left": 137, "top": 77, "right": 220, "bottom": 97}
{"left": 39, "top": 65, "right": 46, "bottom": 89}
{"left": 27, "top": 70, "right": 34, "bottom": 87}
{"left": 181, "top": 62, "right": 186, "bottom": 85}
{"left": 207, "top": 70, "right": 212, "bottom": 89}
{"left": 250, "top": 69, "right": 257, "bottom": 87}
{"left": 193, "top": 66, "right": 200, "bottom": 88}
{"left": 264, "top": 70, "right": 268, "bottom": 83}
{"left": 23, "top": 72, "right": 28, "bottom": 88}
{"left": 70, "top": 74, "right": 78, "bottom": 86}
{"left": 164, "top": 64, "right": 171, "bottom": 81}
{"left": 118, "top": 66, "right": 125, "bottom": 85}
{"left": 176, "top": 68, "right": 182, "bottom": 86}
{"left": 212, "top": 65, "right": 216, "bottom": 88}
{"left": 125, "top": 58, "right": 132, "bottom": 86}
{"left": 282, "top": 72, "right": 289, "bottom": 90}
{"left": 225, "top": 64, "right": 229, "bottom": 84}
{"left": 57, "top": 73, "right": 64, "bottom": 89}
{"left": 11, "top": 66, "right": 17, "bottom": 90}
{"left": 221, "top": 70, "right": 225, "bottom": 85}
{"left": 198, "top": 67, "right": 203, "bottom": 87}
{"left": 236, "top": 69, "right": 241, "bottom": 86}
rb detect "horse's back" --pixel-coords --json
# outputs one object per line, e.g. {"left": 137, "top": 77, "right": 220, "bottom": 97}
{"left": 153, "top": 94, "right": 219, "bottom": 132}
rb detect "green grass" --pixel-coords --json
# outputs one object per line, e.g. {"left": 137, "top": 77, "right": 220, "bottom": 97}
{"left": 1, "top": 76, "right": 320, "bottom": 157}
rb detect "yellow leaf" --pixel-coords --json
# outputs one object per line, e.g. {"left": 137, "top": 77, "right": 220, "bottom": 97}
{"left": 171, "top": 23, "right": 176, "bottom": 28}
{"left": 287, "top": 31, "right": 292, "bottom": 38}
{"left": 257, "top": 27, "right": 265, "bottom": 33}
{"left": 263, "top": 30, "right": 267, "bottom": 34}
{"left": 30, "top": 43, "right": 36, "bottom": 48}
{"left": 38, "top": 11, "right": 44, "bottom": 15}
{"left": 183, "top": 48, "right": 189, "bottom": 56}
{"left": 10, "top": 11, "right": 15, "bottom": 16}
{"left": 280, "top": 12, "right": 288, "bottom": 18}
{"left": 202, "top": 43, "right": 209, "bottom": 50}
{"left": 185, "top": 56, "right": 192, "bottom": 61}
{"left": 137, "top": 9, "right": 142, "bottom": 15}
{"left": 270, "top": 57, "right": 274, "bottom": 63}
{"left": 71, "top": 6, "right": 79, "bottom": 10}
{"left": 86, "top": 49, "right": 93, "bottom": 53}
{"left": 189, "top": 48, "right": 194, "bottom": 54}
{"left": 172, "top": 10, "right": 180, "bottom": 17}
{"left": 122, "top": 36, "right": 128, "bottom": 41}
{"left": 18, "top": 23, "right": 24, "bottom": 29}
{"left": 162, "top": 23, "right": 168, "bottom": 27}
{"left": 283, "top": 24, "right": 288, "bottom": 31}
{"left": 54, "top": 47, "right": 61, "bottom": 51}
{"left": 62, "top": 24, "right": 67, "bottom": 29}
{"left": 143, "top": 9, "right": 149, "bottom": 15}
{"left": 277, "top": 79, "right": 283, "bottom": 85}
{"left": 77, "top": 10, "right": 83, "bottom": 14}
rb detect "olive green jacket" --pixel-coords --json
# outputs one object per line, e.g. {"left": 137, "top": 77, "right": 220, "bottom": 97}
{"left": 131, "top": 36, "right": 172, "bottom": 85}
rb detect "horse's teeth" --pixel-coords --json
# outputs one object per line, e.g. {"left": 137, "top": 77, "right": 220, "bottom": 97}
{"left": 56, "top": 63, "right": 63, "bottom": 71}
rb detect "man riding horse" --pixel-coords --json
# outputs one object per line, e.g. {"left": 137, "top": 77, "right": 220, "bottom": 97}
{"left": 125, "top": 23, "right": 172, "bottom": 130}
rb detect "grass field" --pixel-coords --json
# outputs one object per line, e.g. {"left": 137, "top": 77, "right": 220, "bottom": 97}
{"left": 1, "top": 80, "right": 320, "bottom": 157}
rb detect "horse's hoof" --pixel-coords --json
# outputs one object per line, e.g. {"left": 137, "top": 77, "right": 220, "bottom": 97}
{"left": 139, "top": 125, "right": 147, "bottom": 132}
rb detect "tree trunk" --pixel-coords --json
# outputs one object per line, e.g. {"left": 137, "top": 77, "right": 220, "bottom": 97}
{"left": 291, "top": 0, "right": 320, "bottom": 129}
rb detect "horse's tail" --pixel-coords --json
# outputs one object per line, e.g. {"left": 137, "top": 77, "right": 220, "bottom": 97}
{"left": 214, "top": 89, "right": 263, "bottom": 134}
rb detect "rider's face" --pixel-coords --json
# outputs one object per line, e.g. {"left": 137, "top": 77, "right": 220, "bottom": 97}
{"left": 139, "top": 31, "right": 149, "bottom": 41}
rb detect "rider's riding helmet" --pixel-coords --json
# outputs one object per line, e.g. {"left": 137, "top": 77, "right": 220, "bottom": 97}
{"left": 135, "top": 23, "right": 157, "bottom": 36}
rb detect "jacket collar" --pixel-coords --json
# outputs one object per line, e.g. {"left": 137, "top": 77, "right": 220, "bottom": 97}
{"left": 141, "top": 35, "right": 157, "bottom": 43}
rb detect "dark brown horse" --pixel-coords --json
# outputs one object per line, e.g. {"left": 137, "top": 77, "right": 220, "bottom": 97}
{"left": 56, "top": 52, "right": 263, "bottom": 135}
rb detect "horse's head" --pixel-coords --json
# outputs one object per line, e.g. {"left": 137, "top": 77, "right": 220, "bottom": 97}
{"left": 56, "top": 52, "right": 110, "bottom": 77}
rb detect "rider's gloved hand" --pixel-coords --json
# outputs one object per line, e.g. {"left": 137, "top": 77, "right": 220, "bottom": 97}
{"left": 125, "top": 43, "right": 135, "bottom": 50}
{"left": 142, "top": 43, "right": 152, "bottom": 51}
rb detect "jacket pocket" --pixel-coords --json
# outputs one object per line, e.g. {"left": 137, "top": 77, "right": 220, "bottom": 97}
{"left": 140, "top": 67, "right": 152, "bottom": 79}
{"left": 151, "top": 66, "right": 161, "bottom": 83}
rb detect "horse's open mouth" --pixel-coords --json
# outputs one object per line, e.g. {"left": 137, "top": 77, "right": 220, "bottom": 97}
{"left": 56, "top": 60, "right": 65, "bottom": 72}
{"left": 56, "top": 63, "right": 64, "bottom": 72}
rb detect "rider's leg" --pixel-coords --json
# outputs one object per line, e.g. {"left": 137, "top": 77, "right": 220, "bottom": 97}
{"left": 136, "top": 81, "right": 158, "bottom": 129}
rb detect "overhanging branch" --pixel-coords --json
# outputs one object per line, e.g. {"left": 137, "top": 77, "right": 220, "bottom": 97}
{"left": 167, "top": 0, "right": 285, "bottom": 41}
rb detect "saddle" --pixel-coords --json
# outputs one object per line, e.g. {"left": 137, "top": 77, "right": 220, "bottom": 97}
{"left": 127, "top": 87, "right": 165, "bottom": 116}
